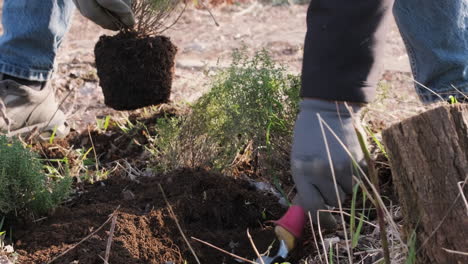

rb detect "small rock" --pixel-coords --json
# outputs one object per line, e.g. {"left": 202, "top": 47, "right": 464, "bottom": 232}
{"left": 3, "top": 245, "right": 14, "bottom": 253}
{"left": 0, "top": 256, "right": 12, "bottom": 264}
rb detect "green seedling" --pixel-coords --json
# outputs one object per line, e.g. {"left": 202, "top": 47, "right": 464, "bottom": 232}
{"left": 354, "top": 119, "right": 391, "bottom": 264}
{"left": 364, "top": 126, "right": 388, "bottom": 158}
{"left": 350, "top": 183, "right": 367, "bottom": 248}
{"left": 77, "top": 147, "right": 94, "bottom": 166}
{"left": 0, "top": 217, "right": 6, "bottom": 249}
{"left": 406, "top": 230, "right": 417, "bottom": 264}
{"left": 75, "top": 147, "right": 95, "bottom": 182}
{"left": 329, "top": 240, "right": 334, "bottom": 264}
{"left": 96, "top": 115, "right": 111, "bottom": 133}
{"left": 448, "top": 95, "right": 459, "bottom": 104}
{"left": 115, "top": 115, "right": 135, "bottom": 134}
{"left": 261, "top": 208, "right": 267, "bottom": 220}
{"left": 0, "top": 216, "right": 4, "bottom": 235}
{"left": 49, "top": 125, "right": 58, "bottom": 144}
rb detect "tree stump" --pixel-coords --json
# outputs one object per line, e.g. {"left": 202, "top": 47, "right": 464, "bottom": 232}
{"left": 382, "top": 104, "right": 468, "bottom": 264}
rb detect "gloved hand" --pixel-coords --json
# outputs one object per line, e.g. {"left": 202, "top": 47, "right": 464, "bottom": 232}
{"left": 291, "top": 98, "right": 365, "bottom": 230}
{"left": 73, "top": 0, "right": 135, "bottom": 30}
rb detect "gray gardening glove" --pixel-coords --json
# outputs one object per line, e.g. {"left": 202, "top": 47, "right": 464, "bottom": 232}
{"left": 73, "top": 0, "right": 135, "bottom": 30}
{"left": 291, "top": 98, "right": 365, "bottom": 230}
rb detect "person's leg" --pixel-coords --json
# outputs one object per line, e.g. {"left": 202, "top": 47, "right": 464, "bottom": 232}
{"left": 0, "top": 0, "right": 75, "bottom": 81}
{"left": 300, "top": 0, "right": 394, "bottom": 103}
{"left": 0, "top": 0, "right": 75, "bottom": 137}
{"left": 394, "top": 0, "right": 468, "bottom": 103}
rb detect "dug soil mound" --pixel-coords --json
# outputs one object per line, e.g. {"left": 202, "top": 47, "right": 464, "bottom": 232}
{"left": 16, "top": 169, "right": 285, "bottom": 263}
{"left": 95, "top": 32, "right": 177, "bottom": 110}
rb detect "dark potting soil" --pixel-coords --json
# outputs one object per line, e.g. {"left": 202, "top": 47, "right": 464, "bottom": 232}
{"left": 15, "top": 169, "right": 286, "bottom": 263}
{"left": 95, "top": 32, "right": 177, "bottom": 110}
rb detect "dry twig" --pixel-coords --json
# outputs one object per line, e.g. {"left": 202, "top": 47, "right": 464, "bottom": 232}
{"left": 191, "top": 236, "right": 258, "bottom": 264}
{"left": 131, "top": 0, "right": 185, "bottom": 36}
{"left": 247, "top": 229, "right": 264, "bottom": 264}
{"left": 308, "top": 211, "right": 323, "bottom": 264}
{"left": 47, "top": 206, "right": 120, "bottom": 264}
{"left": 104, "top": 214, "right": 118, "bottom": 263}
{"left": 318, "top": 113, "right": 353, "bottom": 264}
{"left": 158, "top": 184, "right": 201, "bottom": 264}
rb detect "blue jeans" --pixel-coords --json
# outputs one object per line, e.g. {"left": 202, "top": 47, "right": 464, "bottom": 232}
{"left": 394, "top": 0, "right": 468, "bottom": 103}
{"left": 0, "top": 0, "right": 75, "bottom": 81}
{"left": 0, "top": 0, "right": 466, "bottom": 103}
{"left": 300, "top": 0, "right": 468, "bottom": 103}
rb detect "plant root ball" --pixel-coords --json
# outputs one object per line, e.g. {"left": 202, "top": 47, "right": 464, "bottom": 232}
{"left": 94, "top": 32, "right": 177, "bottom": 110}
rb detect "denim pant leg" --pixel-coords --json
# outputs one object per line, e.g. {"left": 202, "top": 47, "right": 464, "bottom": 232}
{"left": 0, "top": 0, "right": 75, "bottom": 81}
{"left": 394, "top": 0, "right": 468, "bottom": 103}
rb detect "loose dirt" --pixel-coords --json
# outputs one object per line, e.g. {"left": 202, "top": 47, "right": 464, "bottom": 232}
{"left": 16, "top": 169, "right": 285, "bottom": 263}
{"left": 95, "top": 32, "right": 177, "bottom": 110}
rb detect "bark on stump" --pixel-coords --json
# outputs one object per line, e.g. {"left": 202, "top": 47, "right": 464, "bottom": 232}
{"left": 382, "top": 104, "right": 468, "bottom": 264}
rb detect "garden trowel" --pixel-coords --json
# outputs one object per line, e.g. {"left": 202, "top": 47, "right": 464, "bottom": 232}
{"left": 255, "top": 205, "right": 306, "bottom": 263}
{"left": 255, "top": 239, "right": 289, "bottom": 264}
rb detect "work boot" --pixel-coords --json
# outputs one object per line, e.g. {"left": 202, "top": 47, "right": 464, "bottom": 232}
{"left": 0, "top": 74, "right": 69, "bottom": 140}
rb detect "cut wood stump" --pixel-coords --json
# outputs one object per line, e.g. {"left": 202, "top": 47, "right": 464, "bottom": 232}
{"left": 382, "top": 104, "right": 468, "bottom": 264}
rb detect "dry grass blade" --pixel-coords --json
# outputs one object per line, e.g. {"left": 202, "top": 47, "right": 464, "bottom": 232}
{"left": 451, "top": 84, "right": 468, "bottom": 101}
{"left": 247, "top": 229, "right": 264, "bottom": 264}
{"left": 320, "top": 209, "right": 377, "bottom": 228}
{"left": 458, "top": 178, "right": 468, "bottom": 216}
{"left": 409, "top": 77, "right": 445, "bottom": 102}
{"left": 317, "top": 113, "right": 352, "bottom": 264}
{"left": 198, "top": 1, "right": 220, "bottom": 26}
{"left": 191, "top": 236, "right": 258, "bottom": 264}
{"left": 158, "top": 184, "right": 201, "bottom": 264}
{"left": 308, "top": 211, "right": 324, "bottom": 264}
{"left": 47, "top": 206, "right": 120, "bottom": 264}
{"left": 88, "top": 126, "right": 100, "bottom": 172}
{"left": 104, "top": 214, "right": 118, "bottom": 263}
{"left": 342, "top": 106, "right": 391, "bottom": 264}
{"left": 442, "top": 248, "right": 468, "bottom": 256}
{"left": 319, "top": 110, "right": 403, "bottom": 245}
{"left": 317, "top": 210, "right": 330, "bottom": 264}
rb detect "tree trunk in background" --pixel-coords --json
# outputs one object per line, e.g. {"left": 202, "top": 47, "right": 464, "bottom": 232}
{"left": 382, "top": 104, "right": 468, "bottom": 264}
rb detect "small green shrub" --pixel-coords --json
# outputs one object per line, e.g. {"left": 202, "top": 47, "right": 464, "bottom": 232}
{"left": 152, "top": 49, "right": 301, "bottom": 175}
{"left": 0, "top": 135, "right": 71, "bottom": 217}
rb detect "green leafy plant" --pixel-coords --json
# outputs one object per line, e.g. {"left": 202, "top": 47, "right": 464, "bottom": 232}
{"left": 0, "top": 135, "right": 71, "bottom": 217}
{"left": 151, "top": 49, "right": 301, "bottom": 175}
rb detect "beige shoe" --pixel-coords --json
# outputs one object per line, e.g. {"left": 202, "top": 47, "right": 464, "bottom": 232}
{"left": 0, "top": 79, "right": 69, "bottom": 140}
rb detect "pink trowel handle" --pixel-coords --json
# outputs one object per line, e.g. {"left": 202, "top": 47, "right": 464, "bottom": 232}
{"left": 275, "top": 205, "right": 306, "bottom": 238}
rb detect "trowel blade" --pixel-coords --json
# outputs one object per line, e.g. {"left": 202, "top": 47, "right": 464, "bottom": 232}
{"left": 254, "top": 240, "right": 289, "bottom": 264}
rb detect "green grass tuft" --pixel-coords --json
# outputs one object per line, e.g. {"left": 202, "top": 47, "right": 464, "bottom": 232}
{"left": 0, "top": 135, "right": 71, "bottom": 217}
